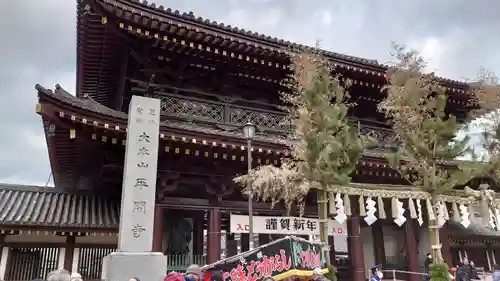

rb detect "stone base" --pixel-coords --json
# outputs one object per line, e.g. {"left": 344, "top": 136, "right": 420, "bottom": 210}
{"left": 101, "top": 252, "right": 167, "bottom": 281}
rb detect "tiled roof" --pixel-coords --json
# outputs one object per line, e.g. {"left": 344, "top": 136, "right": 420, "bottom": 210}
{"left": 121, "top": 0, "right": 382, "bottom": 69}
{"left": 120, "top": 0, "right": 468, "bottom": 86}
{"left": 35, "top": 84, "right": 290, "bottom": 146}
{"left": 448, "top": 217, "right": 500, "bottom": 238}
{"left": 0, "top": 184, "right": 119, "bottom": 229}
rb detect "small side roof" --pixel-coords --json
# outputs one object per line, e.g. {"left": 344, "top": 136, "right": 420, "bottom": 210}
{"left": 0, "top": 183, "right": 119, "bottom": 230}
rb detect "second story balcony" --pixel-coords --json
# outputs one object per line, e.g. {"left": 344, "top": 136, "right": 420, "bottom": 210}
{"left": 131, "top": 82, "right": 398, "bottom": 150}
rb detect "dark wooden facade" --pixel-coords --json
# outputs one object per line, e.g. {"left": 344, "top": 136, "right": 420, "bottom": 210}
{"left": 0, "top": 0, "right": 494, "bottom": 281}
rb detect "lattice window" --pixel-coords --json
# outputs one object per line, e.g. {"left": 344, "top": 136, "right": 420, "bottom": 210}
{"left": 156, "top": 96, "right": 224, "bottom": 122}
{"left": 230, "top": 107, "right": 293, "bottom": 132}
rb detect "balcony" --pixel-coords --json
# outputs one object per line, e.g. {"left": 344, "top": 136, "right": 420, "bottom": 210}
{"left": 141, "top": 89, "right": 398, "bottom": 150}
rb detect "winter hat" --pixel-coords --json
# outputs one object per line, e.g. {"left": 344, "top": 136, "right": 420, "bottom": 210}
{"left": 186, "top": 264, "right": 202, "bottom": 276}
{"left": 70, "top": 272, "right": 82, "bottom": 281}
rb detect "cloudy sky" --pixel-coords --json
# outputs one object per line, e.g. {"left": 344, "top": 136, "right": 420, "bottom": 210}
{"left": 0, "top": 0, "right": 498, "bottom": 186}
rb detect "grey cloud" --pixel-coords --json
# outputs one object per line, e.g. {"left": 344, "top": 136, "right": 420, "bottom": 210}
{"left": 0, "top": 0, "right": 498, "bottom": 185}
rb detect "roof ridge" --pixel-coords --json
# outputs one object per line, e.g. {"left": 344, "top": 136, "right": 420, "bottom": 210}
{"left": 0, "top": 183, "right": 69, "bottom": 193}
{"left": 118, "top": 0, "right": 469, "bottom": 86}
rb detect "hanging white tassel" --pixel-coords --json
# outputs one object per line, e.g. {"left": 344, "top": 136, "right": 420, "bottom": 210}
{"left": 459, "top": 204, "right": 471, "bottom": 228}
{"left": 436, "top": 201, "right": 447, "bottom": 227}
{"left": 393, "top": 198, "right": 407, "bottom": 227}
{"left": 416, "top": 199, "right": 424, "bottom": 226}
{"left": 334, "top": 193, "right": 347, "bottom": 224}
{"left": 489, "top": 207, "right": 496, "bottom": 229}
{"left": 364, "top": 197, "right": 377, "bottom": 226}
{"left": 409, "top": 198, "right": 417, "bottom": 219}
{"left": 495, "top": 208, "right": 500, "bottom": 230}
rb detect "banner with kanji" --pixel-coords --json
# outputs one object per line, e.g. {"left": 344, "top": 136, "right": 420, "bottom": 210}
{"left": 202, "top": 236, "right": 328, "bottom": 281}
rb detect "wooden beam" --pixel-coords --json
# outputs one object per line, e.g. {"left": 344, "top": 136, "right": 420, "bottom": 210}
{"left": 157, "top": 197, "right": 318, "bottom": 216}
{"left": 114, "top": 46, "right": 130, "bottom": 111}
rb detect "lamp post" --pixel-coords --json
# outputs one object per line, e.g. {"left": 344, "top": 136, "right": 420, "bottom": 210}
{"left": 243, "top": 122, "right": 256, "bottom": 250}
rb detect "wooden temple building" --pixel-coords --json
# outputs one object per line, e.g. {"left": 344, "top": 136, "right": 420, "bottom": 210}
{"left": 0, "top": 0, "right": 499, "bottom": 280}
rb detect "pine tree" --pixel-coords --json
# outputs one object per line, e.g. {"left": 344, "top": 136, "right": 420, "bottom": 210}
{"left": 466, "top": 68, "right": 500, "bottom": 181}
{"left": 234, "top": 52, "right": 373, "bottom": 265}
{"left": 377, "top": 44, "right": 473, "bottom": 264}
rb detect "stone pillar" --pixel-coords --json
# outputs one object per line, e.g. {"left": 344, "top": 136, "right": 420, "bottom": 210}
{"left": 371, "top": 221, "right": 385, "bottom": 264}
{"left": 152, "top": 205, "right": 164, "bottom": 252}
{"left": 405, "top": 220, "right": 419, "bottom": 281}
{"left": 347, "top": 216, "right": 365, "bottom": 281}
{"left": 439, "top": 226, "right": 452, "bottom": 266}
{"left": 64, "top": 235, "right": 76, "bottom": 270}
{"left": 102, "top": 95, "right": 166, "bottom": 281}
{"left": 207, "top": 208, "right": 221, "bottom": 264}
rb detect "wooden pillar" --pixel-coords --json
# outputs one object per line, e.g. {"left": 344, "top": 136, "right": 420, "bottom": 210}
{"left": 439, "top": 226, "right": 452, "bottom": 266}
{"left": 152, "top": 205, "right": 164, "bottom": 252}
{"left": 241, "top": 234, "right": 249, "bottom": 252}
{"left": 405, "top": 220, "right": 419, "bottom": 281}
{"left": 328, "top": 236, "right": 336, "bottom": 264}
{"left": 64, "top": 235, "right": 76, "bottom": 271}
{"left": 193, "top": 212, "right": 204, "bottom": 255}
{"left": 371, "top": 221, "right": 385, "bottom": 264}
{"left": 348, "top": 216, "right": 365, "bottom": 281}
{"left": 259, "top": 234, "right": 271, "bottom": 246}
{"left": 226, "top": 234, "right": 238, "bottom": 257}
{"left": 207, "top": 208, "right": 221, "bottom": 264}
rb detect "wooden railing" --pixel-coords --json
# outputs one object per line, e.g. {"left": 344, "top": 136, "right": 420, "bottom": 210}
{"left": 131, "top": 80, "right": 398, "bottom": 150}
{"left": 166, "top": 254, "right": 206, "bottom": 272}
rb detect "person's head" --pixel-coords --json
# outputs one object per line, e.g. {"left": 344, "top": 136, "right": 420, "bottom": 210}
{"left": 70, "top": 272, "right": 82, "bottom": 281}
{"left": 186, "top": 264, "right": 202, "bottom": 280}
{"left": 462, "top": 257, "right": 469, "bottom": 265}
{"left": 312, "top": 268, "right": 323, "bottom": 278}
{"left": 128, "top": 277, "right": 140, "bottom": 281}
{"left": 426, "top": 253, "right": 432, "bottom": 259}
{"left": 46, "top": 269, "right": 71, "bottom": 281}
{"left": 371, "top": 265, "right": 383, "bottom": 279}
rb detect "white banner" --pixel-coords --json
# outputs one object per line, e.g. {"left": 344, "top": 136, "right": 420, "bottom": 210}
{"left": 230, "top": 214, "right": 347, "bottom": 236}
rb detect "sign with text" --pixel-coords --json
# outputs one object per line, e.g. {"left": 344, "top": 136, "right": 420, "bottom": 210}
{"left": 230, "top": 214, "right": 347, "bottom": 236}
{"left": 203, "top": 236, "right": 326, "bottom": 281}
{"left": 118, "top": 95, "right": 161, "bottom": 252}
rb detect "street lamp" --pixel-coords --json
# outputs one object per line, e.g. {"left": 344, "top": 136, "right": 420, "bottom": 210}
{"left": 243, "top": 122, "right": 256, "bottom": 250}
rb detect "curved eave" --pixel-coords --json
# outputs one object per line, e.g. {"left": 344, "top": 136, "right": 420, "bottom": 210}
{"left": 36, "top": 84, "right": 289, "bottom": 153}
{"left": 92, "top": 0, "right": 472, "bottom": 92}
{"left": 36, "top": 84, "right": 470, "bottom": 169}
{"left": 0, "top": 184, "right": 119, "bottom": 231}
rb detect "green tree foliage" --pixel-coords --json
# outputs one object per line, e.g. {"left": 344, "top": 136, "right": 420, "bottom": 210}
{"left": 234, "top": 52, "right": 373, "bottom": 263}
{"left": 377, "top": 43, "right": 472, "bottom": 262}
{"left": 429, "top": 263, "right": 451, "bottom": 281}
{"left": 466, "top": 68, "right": 500, "bottom": 182}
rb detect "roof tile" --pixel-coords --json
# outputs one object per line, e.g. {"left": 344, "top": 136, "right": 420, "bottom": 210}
{"left": 0, "top": 184, "right": 119, "bottom": 229}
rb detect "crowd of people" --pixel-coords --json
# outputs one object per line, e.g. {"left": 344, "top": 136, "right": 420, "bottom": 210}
{"left": 40, "top": 264, "right": 330, "bottom": 281}
{"left": 424, "top": 253, "right": 484, "bottom": 281}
